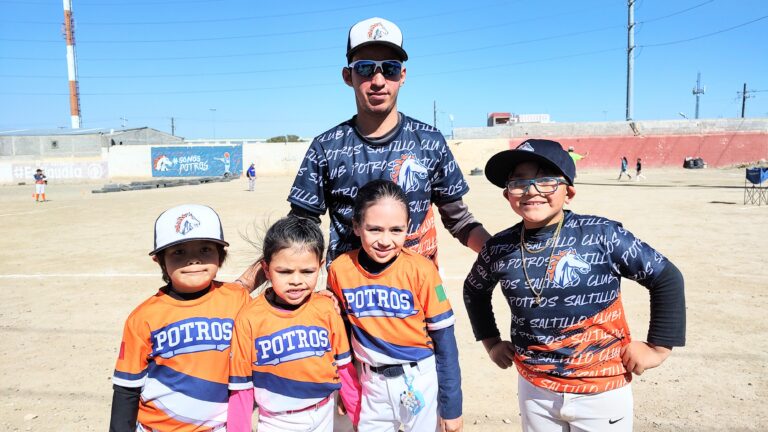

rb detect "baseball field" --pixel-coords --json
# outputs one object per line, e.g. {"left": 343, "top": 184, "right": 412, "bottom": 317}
{"left": 1, "top": 166, "right": 766, "bottom": 431}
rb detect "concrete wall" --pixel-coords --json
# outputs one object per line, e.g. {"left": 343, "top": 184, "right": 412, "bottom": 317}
{"left": 454, "top": 118, "right": 768, "bottom": 139}
{"left": 0, "top": 134, "right": 102, "bottom": 157}
{"left": 3, "top": 121, "right": 767, "bottom": 184}
{"left": 107, "top": 141, "right": 310, "bottom": 180}
{"left": 452, "top": 118, "right": 768, "bottom": 169}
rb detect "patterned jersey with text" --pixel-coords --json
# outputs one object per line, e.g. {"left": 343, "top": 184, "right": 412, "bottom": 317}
{"left": 328, "top": 248, "right": 456, "bottom": 367}
{"left": 288, "top": 114, "right": 468, "bottom": 263}
{"left": 112, "top": 282, "right": 249, "bottom": 431}
{"left": 228, "top": 294, "right": 352, "bottom": 413}
{"left": 464, "top": 211, "right": 669, "bottom": 394}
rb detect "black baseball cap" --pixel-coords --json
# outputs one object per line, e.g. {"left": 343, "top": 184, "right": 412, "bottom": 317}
{"left": 485, "top": 139, "right": 576, "bottom": 188}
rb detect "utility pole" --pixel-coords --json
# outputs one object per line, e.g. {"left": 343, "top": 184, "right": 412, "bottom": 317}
{"left": 741, "top": 83, "right": 747, "bottom": 117}
{"left": 625, "top": 0, "right": 635, "bottom": 121}
{"left": 171, "top": 117, "right": 175, "bottom": 136}
{"left": 433, "top": 100, "right": 437, "bottom": 128}
{"left": 692, "top": 72, "right": 705, "bottom": 119}
{"left": 120, "top": 116, "right": 127, "bottom": 128}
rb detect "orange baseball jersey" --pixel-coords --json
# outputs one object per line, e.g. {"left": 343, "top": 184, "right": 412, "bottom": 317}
{"left": 228, "top": 293, "right": 352, "bottom": 413}
{"left": 327, "top": 248, "right": 455, "bottom": 367}
{"left": 112, "top": 281, "right": 249, "bottom": 431}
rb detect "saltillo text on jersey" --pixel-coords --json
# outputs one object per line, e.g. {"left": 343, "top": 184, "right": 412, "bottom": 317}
{"left": 342, "top": 284, "right": 416, "bottom": 318}
{"left": 288, "top": 114, "right": 469, "bottom": 264}
{"left": 464, "top": 211, "right": 669, "bottom": 394}
{"left": 150, "top": 317, "right": 234, "bottom": 359}
{"left": 255, "top": 325, "right": 331, "bottom": 366}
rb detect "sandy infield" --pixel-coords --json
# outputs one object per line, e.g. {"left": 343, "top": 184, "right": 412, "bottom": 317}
{"left": 1, "top": 167, "right": 766, "bottom": 431}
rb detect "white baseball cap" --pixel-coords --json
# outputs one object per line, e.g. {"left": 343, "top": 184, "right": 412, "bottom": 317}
{"left": 149, "top": 204, "right": 229, "bottom": 255}
{"left": 346, "top": 17, "right": 408, "bottom": 63}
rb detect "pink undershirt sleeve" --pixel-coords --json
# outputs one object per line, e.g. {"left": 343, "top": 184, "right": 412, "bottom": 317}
{"left": 227, "top": 389, "right": 254, "bottom": 432}
{"left": 338, "top": 361, "right": 362, "bottom": 425}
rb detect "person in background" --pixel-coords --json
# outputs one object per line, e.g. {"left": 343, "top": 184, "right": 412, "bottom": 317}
{"left": 246, "top": 163, "right": 256, "bottom": 191}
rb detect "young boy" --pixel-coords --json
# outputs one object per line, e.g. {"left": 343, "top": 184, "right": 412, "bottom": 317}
{"left": 33, "top": 168, "right": 47, "bottom": 202}
{"left": 636, "top": 157, "right": 647, "bottom": 181}
{"left": 463, "top": 139, "right": 685, "bottom": 431}
{"left": 109, "top": 204, "right": 250, "bottom": 432}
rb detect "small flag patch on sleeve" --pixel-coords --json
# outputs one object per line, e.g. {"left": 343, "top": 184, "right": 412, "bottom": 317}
{"left": 435, "top": 284, "right": 447, "bottom": 302}
{"left": 118, "top": 341, "right": 125, "bottom": 360}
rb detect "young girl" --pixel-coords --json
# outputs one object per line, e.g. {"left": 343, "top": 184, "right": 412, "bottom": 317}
{"left": 227, "top": 216, "right": 360, "bottom": 432}
{"left": 110, "top": 204, "right": 250, "bottom": 432}
{"left": 327, "top": 179, "right": 463, "bottom": 432}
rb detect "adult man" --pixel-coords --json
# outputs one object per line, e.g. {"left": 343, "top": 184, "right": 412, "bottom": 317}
{"left": 568, "top": 146, "right": 586, "bottom": 163}
{"left": 246, "top": 163, "right": 256, "bottom": 191}
{"left": 287, "top": 17, "right": 491, "bottom": 267}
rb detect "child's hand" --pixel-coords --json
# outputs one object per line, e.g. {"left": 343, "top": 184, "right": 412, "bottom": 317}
{"left": 484, "top": 338, "right": 515, "bottom": 369}
{"left": 620, "top": 341, "right": 671, "bottom": 375}
{"left": 440, "top": 416, "right": 463, "bottom": 432}
{"left": 316, "top": 289, "right": 341, "bottom": 314}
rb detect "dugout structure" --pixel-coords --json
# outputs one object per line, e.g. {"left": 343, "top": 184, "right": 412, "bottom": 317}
{"left": 744, "top": 167, "right": 768, "bottom": 206}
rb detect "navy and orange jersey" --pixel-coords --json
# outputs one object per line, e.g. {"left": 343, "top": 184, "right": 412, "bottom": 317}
{"left": 287, "top": 113, "right": 468, "bottom": 264}
{"left": 33, "top": 173, "right": 46, "bottom": 184}
{"left": 463, "top": 211, "right": 670, "bottom": 394}
{"left": 328, "top": 248, "right": 456, "bottom": 367}
{"left": 228, "top": 293, "right": 352, "bottom": 413}
{"left": 112, "top": 281, "right": 249, "bottom": 431}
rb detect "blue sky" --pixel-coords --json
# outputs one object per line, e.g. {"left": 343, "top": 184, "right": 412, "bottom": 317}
{"left": 1, "top": 0, "right": 766, "bottom": 139}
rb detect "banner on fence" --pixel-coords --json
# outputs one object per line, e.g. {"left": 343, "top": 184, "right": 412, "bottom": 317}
{"left": 151, "top": 145, "right": 242, "bottom": 177}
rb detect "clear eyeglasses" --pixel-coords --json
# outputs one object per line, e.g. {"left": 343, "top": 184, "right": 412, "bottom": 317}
{"left": 506, "top": 177, "right": 568, "bottom": 196}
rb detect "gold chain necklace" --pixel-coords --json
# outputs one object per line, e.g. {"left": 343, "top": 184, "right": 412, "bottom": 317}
{"left": 520, "top": 215, "right": 564, "bottom": 305}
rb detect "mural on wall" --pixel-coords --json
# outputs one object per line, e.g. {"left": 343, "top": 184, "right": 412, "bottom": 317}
{"left": 151, "top": 145, "right": 242, "bottom": 177}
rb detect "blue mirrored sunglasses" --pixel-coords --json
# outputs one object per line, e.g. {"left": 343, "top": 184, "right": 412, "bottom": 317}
{"left": 348, "top": 60, "right": 403, "bottom": 79}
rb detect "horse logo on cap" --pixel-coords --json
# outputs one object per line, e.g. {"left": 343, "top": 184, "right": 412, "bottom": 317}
{"left": 175, "top": 212, "right": 201, "bottom": 235}
{"left": 368, "top": 22, "right": 389, "bottom": 40}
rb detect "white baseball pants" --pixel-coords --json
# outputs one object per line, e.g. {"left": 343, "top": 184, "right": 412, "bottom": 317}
{"left": 518, "top": 376, "right": 633, "bottom": 432}
{"left": 257, "top": 398, "right": 335, "bottom": 432}
{"left": 358, "top": 355, "right": 439, "bottom": 432}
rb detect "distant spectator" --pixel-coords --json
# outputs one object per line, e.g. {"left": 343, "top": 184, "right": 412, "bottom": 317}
{"left": 618, "top": 156, "right": 632, "bottom": 181}
{"left": 567, "top": 146, "right": 586, "bottom": 163}
{"left": 246, "top": 163, "right": 256, "bottom": 191}
{"left": 636, "top": 158, "right": 646, "bottom": 181}
{"left": 33, "top": 168, "right": 47, "bottom": 202}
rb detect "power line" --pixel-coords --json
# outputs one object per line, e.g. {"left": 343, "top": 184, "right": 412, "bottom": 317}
{"left": 0, "top": 18, "right": 622, "bottom": 63}
{"left": 0, "top": 46, "right": 624, "bottom": 96}
{"left": 640, "top": 14, "right": 768, "bottom": 47}
{"left": 1, "top": 24, "right": 622, "bottom": 79}
{"left": 639, "top": 0, "right": 716, "bottom": 24}
{"left": 0, "top": 0, "right": 404, "bottom": 25}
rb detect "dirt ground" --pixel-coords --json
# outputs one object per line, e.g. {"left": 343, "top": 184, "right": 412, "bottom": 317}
{"left": 1, "top": 167, "right": 766, "bottom": 431}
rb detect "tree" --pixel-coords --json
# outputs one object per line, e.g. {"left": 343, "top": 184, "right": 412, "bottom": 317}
{"left": 266, "top": 134, "right": 304, "bottom": 143}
